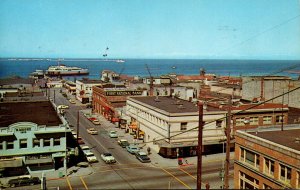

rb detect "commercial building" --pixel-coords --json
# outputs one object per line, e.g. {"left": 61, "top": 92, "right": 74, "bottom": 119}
{"left": 0, "top": 101, "right": 70, "bottom": 177}
{"left": 234, "top": 126, "right": 300, "bottom": 189}
{"left": 126, "top": 96, "right": 227, "bottom": 158}
{"left": 242, "top": 76, "right": 300, "bottom": 108}
{"left": 76, "top": 79, "right": 103, "bottom": 103}
{"left": 92, "top": 84, "right": 144, "bottom": 122}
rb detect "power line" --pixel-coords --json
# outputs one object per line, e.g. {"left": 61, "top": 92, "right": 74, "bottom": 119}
{"left": 217, "top": 14, "right": 300, "bottom": 55}
{"left": 138, "top": 85, "right": 300, "bottom": 145}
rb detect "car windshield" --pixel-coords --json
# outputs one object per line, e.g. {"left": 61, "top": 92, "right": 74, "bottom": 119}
{"left": 140, "top": 155, "right": 149, "bottom": 159}
{"left": 110, "top": 131, "right": 116, "bottom": 134}
{"left": 104, "top": 153, "right": 112, "bottom": 156}
{"left": 86, "top": 153, "right": 95, "bottom": 157}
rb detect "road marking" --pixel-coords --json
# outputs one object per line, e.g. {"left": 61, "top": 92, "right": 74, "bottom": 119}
{"left": 160, "top": 167, "right": 192, "bottom": 189}
{"left": 179, "top": 167, "right": 196, "bottom": 180}
{"left": 97, "top": 165, "right": 154, "bottom": 173}
{"left": 80, "top": 176, "right": 89, "bottom": 190}
{"left": 178, "top": 167, "right": 207, "bottom": 186}
{"left": 66, "top": 176, "right": 73, "bottom": 190}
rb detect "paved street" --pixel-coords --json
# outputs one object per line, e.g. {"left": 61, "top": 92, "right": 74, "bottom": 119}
{"left": 11, "top": 88, "right": 233, "bottom": 189}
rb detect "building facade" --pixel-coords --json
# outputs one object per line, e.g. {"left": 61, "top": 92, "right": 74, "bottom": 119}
{"left": 126, "top": 96, "right": 227, "bottom": 158}
{"left": 76, "top": 79, "right": 103, "bottom": 104}
{"left": 234, "top": 127, "right": 300, "bottom": 189}
{"left": 92, "top": 84, "right": 143, "bottom": 122}
{"left": 0, "top": 122, "right": 68, "bottom": 177}
{"left": 242, "top": 76, "right": 300, "bottom": 108}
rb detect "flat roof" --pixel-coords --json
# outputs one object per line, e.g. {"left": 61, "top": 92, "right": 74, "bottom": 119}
{"left": 0, "top": 101, "right": 62, "bottom": 127}
{"left": 249, "top": 129, "right": 300, "bottom": 151}
{"left": 129, "top": 96, "right": 199, "bottom": 113}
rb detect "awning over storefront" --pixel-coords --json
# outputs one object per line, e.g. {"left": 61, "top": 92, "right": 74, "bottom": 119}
{"left": 129, "top": 125, "right": 137, "bottom": 129}
{"left": 156, "top": 140, "right": 198, "bottom": 148}
{"left": 0, "top": 157, "right": 23, "bottom": 168}
{"left": 25, "top": 158, "right": 53, "bottom": 165}
{"left": 112, "top": 118, "right": 119, "bottom": 122}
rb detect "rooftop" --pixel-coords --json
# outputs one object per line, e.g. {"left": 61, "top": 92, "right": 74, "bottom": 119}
{"left": 249, "top": 128, "right": 300, "bottom": 151}
{"left": 129, "top": 96, "right": 200, "bottom": 113}
{"left": 0, "top": 101, "right": 62, "bottom": 127}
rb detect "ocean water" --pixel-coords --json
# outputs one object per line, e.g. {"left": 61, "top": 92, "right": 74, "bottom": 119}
{"left": 0, "top": 59, "right": 300, "bottom": 80}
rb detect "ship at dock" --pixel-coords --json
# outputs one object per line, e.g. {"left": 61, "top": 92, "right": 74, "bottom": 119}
{"left": 45, "top": 65, "right": 89, "bottom": 76}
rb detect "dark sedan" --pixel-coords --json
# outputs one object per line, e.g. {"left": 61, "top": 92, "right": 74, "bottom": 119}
{"left": 135, "top": 151, "right": 151, "bottom": 163}
{"left": 8, "top": 176, "right": 41, "bottom": 187}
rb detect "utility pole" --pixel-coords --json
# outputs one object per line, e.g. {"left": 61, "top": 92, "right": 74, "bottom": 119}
{"left": 281, "top": 89, "right": 284, "bottom": 131}
{"left": 224, "top": 96, "right": 232, "bottom": 189}
{"left": 197, "top": 101, "right": 204, "bottom": 190}
{"left": 54, "top": 89, "right": 56, "bottom": 103}
{"left": 77, "top": 110, "right": 79, "bottom": 144}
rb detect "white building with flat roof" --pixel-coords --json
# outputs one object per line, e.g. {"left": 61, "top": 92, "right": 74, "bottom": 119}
{"left": 126, "top": 96, "right": 227, "bottom": 158}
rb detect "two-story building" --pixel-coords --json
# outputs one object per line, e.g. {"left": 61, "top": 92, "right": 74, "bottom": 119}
{"left": 92, "top": 84, "right": 144, "bottom": 122}
{"left": 234, "top": 126, "right": 300, "bottom": 189}
{"left": 76, "top": 79, "right": 103, "bottom": 104}
{"left": 126, "top": 96, "right": 227, "bottom": 158}
{"left": 0, "top": 101, "right": 70, "bottom": 177}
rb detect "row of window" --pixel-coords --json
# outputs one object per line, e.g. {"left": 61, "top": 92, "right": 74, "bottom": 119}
{"left": 239, "top": 147, "right": 298, "bottom": 187}
{"left": 236, "top": 115, "right": 284, "bottom": 126}
{"left": 0, "top": 138, "right": 61, "bottom": 150}
{"left": 128, "top": 106, "right": 169, "bottom": 128}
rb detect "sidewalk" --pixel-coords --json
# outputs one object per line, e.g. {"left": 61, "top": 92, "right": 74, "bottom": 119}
{"left": 81, "top": 109, "right": 234, "bottom": 168}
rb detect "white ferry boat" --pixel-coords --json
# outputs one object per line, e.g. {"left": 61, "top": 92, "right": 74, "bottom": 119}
{"left": 115, "top": 59, "right": 125, "bottom": 63}
{"left": 45, "top": 65, "right": 89, "bottom": 76}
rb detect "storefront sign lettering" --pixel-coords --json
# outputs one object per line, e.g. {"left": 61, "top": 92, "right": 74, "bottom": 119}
{"left": 105, "top": 91, "right": 143, "bottom": 96}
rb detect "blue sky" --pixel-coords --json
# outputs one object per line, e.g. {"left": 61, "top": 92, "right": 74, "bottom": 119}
{"left": 0, "top": 0, "right": 300, "bottom": 59}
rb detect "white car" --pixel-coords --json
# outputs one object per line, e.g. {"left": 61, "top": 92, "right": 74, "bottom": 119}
{"left": 80, "top": 145, "right": 91, "bottom": 154}
{"left": 92, "top": 119, "right": 101, "bottom": 125}
{"left": 85, "top": 152, "right": 98, "bottom": 163}
{"left": 87, "top": 128, "right": 98, "bottom": 135}
{"left": 109, "top": 131, "right": 118, "bottom": 138}
{"left": 100, "top": 153, "right": 116, "bottom": 164}
{"left": 57, "top": 105, "right": 69, "bottom": 109}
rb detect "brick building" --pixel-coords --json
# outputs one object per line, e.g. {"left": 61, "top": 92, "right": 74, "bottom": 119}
{"left": 234, "top": 127, "right": 300, "bottom": 189}
{"left": 92, "top": 84, "right": 143, "bottom": 121}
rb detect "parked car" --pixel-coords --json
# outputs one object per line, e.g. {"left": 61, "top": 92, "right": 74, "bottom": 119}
{"left": 77, "top": 136, "right": 85, "bottom": 144}
{"left": 88, "top": 117, "right": 97, "bottom": 121}
{"left": 80, "top": 145, "right": 91, "bottom": 154}
{"left": 118, "top": 139, "right": 130, "bottom": 148}
{"left": 92, "top": 119, "right": 101, "bottom": 125}
{"left": 8, "top": 176, "right": 41, "bottom": 187}
{"left": 77, "top": 162, "right": 89, "bottom": 168}
{"left": 135, "top": 151, "right": 151, "bottom": 163}
{"left": 126, "top": 145, "right": 140, "bottom": 154}
{"left": 84, "top": 113, "right": 91, "bottom": 118}
{"left": 109, "top": 131, "right": 118, "bottom": 138}
{"left": 85, "top": 152, "right": 98, "bottom": 163}
{"left": 69, "top": 99, "right": 76, "bottom": 104}
{"left": 57, "top": 105, "right": 69, "bottom": 109}
{"left": 87, "top": 128, "right": 98, "bottom": 135}
{"left": 100, "top": 153, "right": 116, "bottom": 164}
